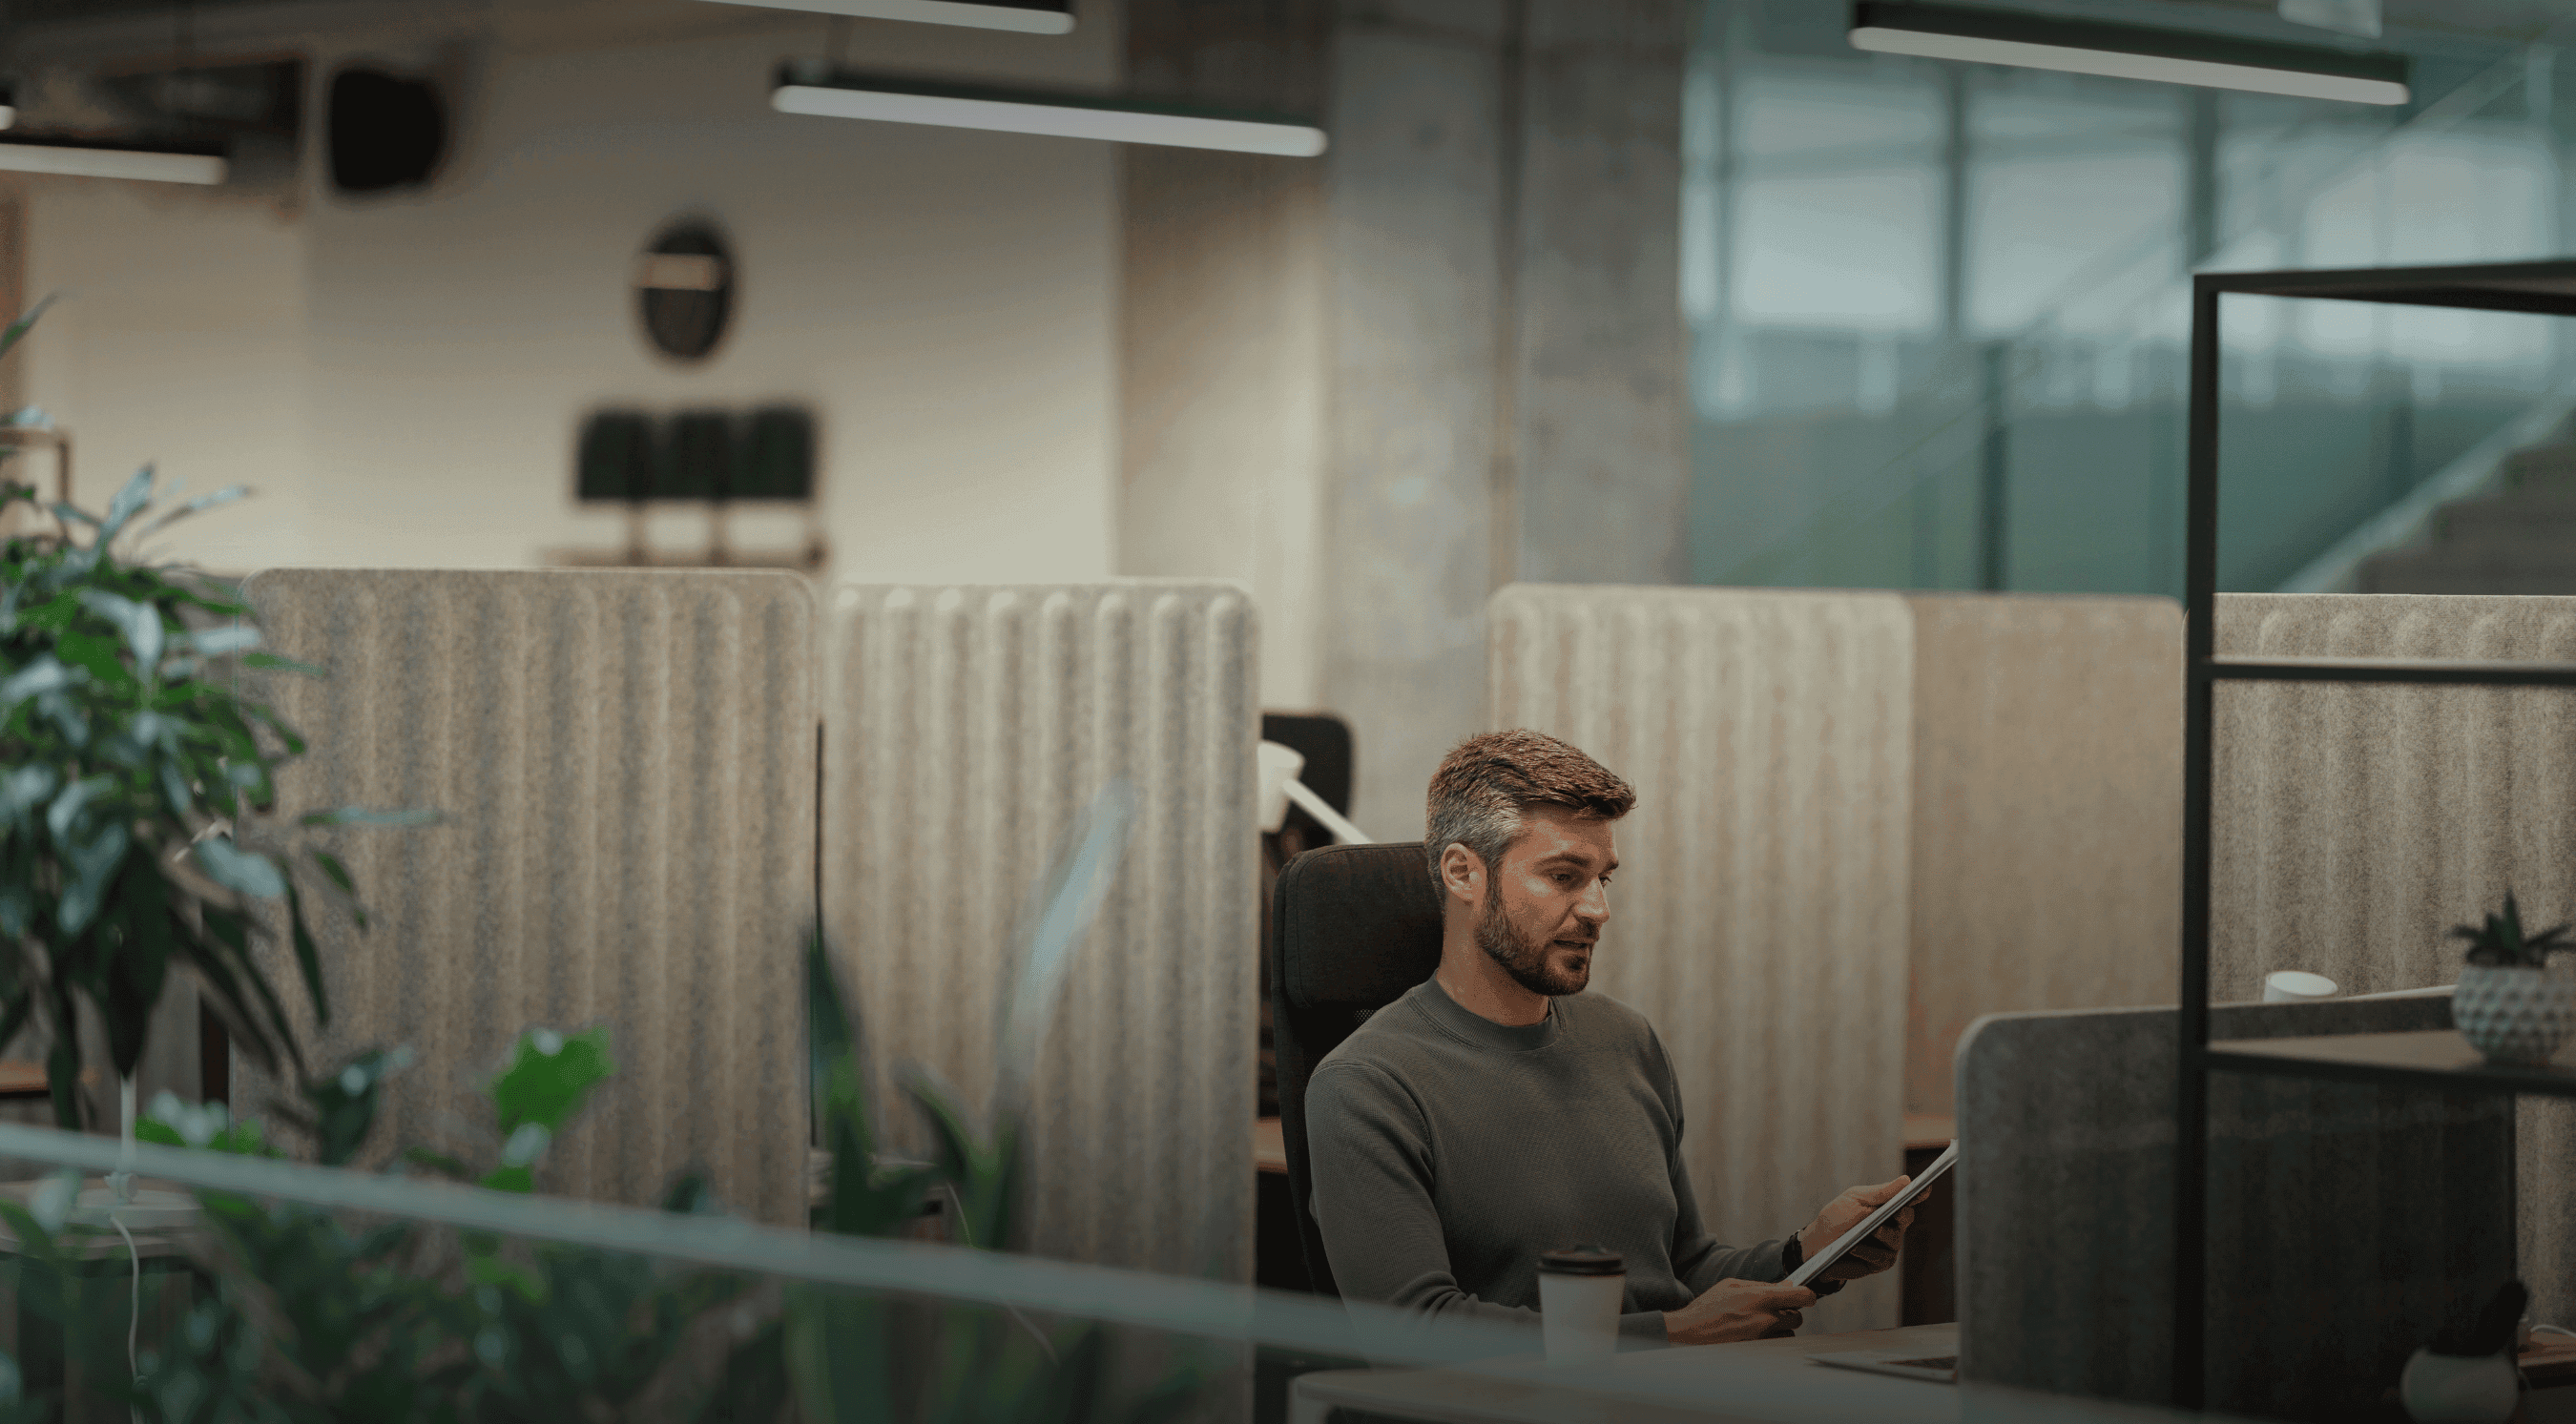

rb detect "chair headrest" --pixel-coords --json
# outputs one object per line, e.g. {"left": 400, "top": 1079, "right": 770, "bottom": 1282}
{"left": 1276, "top": 841, "right": 1443, "bottom": 1011}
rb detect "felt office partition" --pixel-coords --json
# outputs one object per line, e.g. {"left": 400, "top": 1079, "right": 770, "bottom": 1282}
{"left": 238, "top": 569, "right": 817, "bottom": 1225}
{"left": 1904, "top": 594, "right": 2181, "bottom": 1120}
{"left": 2212, "top": 592, "right": 2576, "bottom": 999}
{"left": 1487, "top": 584, "right": 1915, "bottom": 1333}
{"left": 2212, "top": 591, "right": 2576, "bottom": 1328}
{"left": 823, "top": 582, "right": 1258, "bottom": 1280}
{"left": 1956, "top": 995, "right": 2516, "bottom": 1419}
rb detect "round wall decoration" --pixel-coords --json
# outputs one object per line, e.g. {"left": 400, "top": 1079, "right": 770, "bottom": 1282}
{"left": 634, "top": 220, "right": 734, "bottom": 362}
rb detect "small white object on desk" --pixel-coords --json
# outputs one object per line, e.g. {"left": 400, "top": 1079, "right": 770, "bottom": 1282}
{"left": 2263, "top": 970, "right": 2339, "bottom": 1003}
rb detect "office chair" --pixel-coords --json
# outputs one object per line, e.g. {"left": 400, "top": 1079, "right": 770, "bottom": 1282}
{"left": 1269, "top": 840, "right": 1444, "bottom": 1297}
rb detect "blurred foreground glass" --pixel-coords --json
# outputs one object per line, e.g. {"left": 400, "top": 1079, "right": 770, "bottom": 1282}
{"left": 0, "top": 1122, "right": 2275, "bottom": 1423}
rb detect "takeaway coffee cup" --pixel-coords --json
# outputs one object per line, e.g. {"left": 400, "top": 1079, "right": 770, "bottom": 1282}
{"left": 1536, "top": 1246, "right": 1625, "bottom": 1368}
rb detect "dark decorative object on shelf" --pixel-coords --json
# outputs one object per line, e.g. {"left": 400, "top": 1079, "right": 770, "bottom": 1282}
{"left": 576, "top": 406, "right": 816, "bottom": 504}
{"left": 635, "top": 219, "right": 734, "bottom": 361}
{"left": 2449, "top": 891, "right": 2576, "bottom": 1067}
{"left": 327, "top": 68, "right": 446, "bottom": 194}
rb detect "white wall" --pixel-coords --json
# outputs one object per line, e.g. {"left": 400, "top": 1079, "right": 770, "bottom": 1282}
{"left": 23, "top": 1, "right": 1125, "bottom": 587}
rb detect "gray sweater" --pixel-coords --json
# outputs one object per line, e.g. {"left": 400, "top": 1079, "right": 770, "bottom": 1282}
{"left": 1305, "top": 978, "right": 1795, "bottom": 1340}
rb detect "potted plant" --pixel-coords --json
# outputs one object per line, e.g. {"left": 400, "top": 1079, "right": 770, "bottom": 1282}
{"left": 0, "top": 299, "right": 421, "bottom": 1207}
{"left": 2449, "top": 892, "right": 2574, "bottom": 1066}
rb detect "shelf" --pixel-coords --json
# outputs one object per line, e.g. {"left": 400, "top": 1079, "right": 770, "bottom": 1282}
{"left": 2208, "top": 655, "right": 2576, "bottom": 686}
{"left": 2204, "top": 1029, "right": 2576, "bottom": 1098}
{"left": 2199, "top": 259, "right": 2576, "bottom": 316}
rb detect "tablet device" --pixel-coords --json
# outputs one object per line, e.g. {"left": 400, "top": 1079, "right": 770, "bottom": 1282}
{"left": 1782, "top": 1140, "right": 1955, "bottom": 1290}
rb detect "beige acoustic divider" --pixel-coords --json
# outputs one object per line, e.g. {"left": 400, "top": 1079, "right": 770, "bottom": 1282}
{"left": 2212, "top": 591, "right": 2576, "bottom": 1330}
{"left": 1487, "top": 584, "right": 1915, "bottom": 1333}
{"left": 823, "top": 583, "right": 1258, "bottom": 1280}
{"left": 238, "top": 569, "right": 818, "bottom": 1225}
{"left": 1489, "top": 585, "right": 2186, "bottom": 1331}
{"left": 1904, "top": 594, "right": 2181, "bottom": 1118}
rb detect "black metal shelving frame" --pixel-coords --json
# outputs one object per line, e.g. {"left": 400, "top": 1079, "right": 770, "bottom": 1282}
{"left": 2177, "top": 259, "right": 2576, "bottom": 1409}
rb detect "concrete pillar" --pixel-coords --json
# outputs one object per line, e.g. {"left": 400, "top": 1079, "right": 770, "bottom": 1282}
{"left": 1512, "top": 5, "right": 1690, "bottom": 588}
{"left": 1323, "top": 0, "right": 1688, "bottom": 837}
{"left": 1121, "top": 0, "right": 1690, "bottom": 838}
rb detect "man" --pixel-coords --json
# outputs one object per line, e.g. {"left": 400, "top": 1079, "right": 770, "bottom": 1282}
{"left": 1305, "top": 729, "right": 1913, "bottom": 1345}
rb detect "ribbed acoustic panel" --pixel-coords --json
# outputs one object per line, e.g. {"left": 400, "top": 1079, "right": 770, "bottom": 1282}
{"left": 237, "top": 570, "right": 817, "bottom": 1225}
{"left": 2213, "top": 591, "right": 2576, "bottom": 1331}
{"left": 823, "top": 583, "right": 1258, "bottom": 1280}
{"left": 1487, "top": 584, "right": 1913, "bottom": 1333}
{"left": 1958, "top": 997, "right": 2514, "bottom": 1419}
{"left": 1905, "top": 595, "right": 2182, "bottom": 1119}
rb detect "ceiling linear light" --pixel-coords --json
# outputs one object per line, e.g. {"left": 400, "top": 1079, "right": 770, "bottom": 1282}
{"left": 700, "top": 0, "right": 1072, "bottom": 35}
{"left": 772, "top": 66, "right": 1326, "bottom": 157}
{"left": 1849, "top": 3, "right": 2411, "bottom": 107}
{"left": 0, "top": 134, "right": 226, "bottom": 185}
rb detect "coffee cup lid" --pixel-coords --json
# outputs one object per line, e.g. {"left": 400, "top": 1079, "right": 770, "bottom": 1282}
{"left": 1537, "top": 1246, "right": 1624, "bottom": 1276}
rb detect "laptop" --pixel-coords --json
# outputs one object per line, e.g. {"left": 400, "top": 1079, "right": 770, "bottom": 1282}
{"left": 1808, "top": 1350, "right": 1958, "bottom": 1385}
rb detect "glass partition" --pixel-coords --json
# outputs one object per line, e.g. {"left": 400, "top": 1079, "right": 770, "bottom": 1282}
{"left": 0, "top": 1117, "right": 2284, "bottom": 1424}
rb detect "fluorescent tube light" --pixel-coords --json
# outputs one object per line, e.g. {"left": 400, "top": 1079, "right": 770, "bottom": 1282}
{"left": 0, "top": 139, "right": 225, "bottom": 184}
{"left": 1849, "top": 3, "right": 2409, "bottom": 106}
{"left": 772, "top": 69, "right": 1326, "bottom": 156}
{"left": 699, "top": 0, "right": 1073, "bottom": 34}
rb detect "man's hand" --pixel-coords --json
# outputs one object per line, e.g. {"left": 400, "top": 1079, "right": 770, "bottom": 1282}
{"left": 1662, "top": 1278, "right": 1818, "bottom": 1345}
{"left": 1796, "top": 1176, "right": 1916, "bottom": 1283}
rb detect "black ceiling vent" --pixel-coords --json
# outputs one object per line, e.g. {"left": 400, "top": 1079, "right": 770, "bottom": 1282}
{"left": 328, "top": 67, "right": 445, "bottom": 194}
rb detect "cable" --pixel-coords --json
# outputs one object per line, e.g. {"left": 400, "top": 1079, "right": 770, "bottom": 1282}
{"left": 2533, "top": 1323, "right": 2576, "bottom": 1339}
{"left": 110, "top": 1208, "right": 139, "bottom": 1424}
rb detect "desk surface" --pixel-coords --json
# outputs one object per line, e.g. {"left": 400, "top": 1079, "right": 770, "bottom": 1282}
{"left": 1291, "top": 1323, "right": 2259, "bottom": 1424}
{"left": 1293, "top": 1324, "right": 1963, "bottom": 1424}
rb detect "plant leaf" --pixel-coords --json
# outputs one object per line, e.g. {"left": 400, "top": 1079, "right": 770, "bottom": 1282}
{"left": 0, "top": 293, "right": 60, "bottom": 365}
{"left": 56, "top": 821, "right": 128, "bottom": 938}
{"left": 76, "top": 588, "right": 163, "bottom": 674}
{"left": 995, "top": 777, "right": 1137, "bottom": 1116}
{"left": 241, "top": 651, "right": 324, "bottom": 677}
{"left": 0, "top": 654, "right": 76, "bottom": 708}
{"left": 186, "top": 626, "right": 261, "bottom": 658}
{"left": 94, "top": 467, "right": 154, "bottom": 546}
{"left": 489, "top": 1025, "right": 615, "bottom": 1137}
{"left": 283, "top": 881, "right": 329, "bottom": 1027}
{"left": 194, "top": 835, "right": 287, "bottom": 900}
{"left": 132, "top": 484, "right": 247, "bottom": 542}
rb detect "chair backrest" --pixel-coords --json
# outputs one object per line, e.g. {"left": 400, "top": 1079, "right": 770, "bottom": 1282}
{"left": 1269, "top": 841, "right": 1444, "bottom": 1297}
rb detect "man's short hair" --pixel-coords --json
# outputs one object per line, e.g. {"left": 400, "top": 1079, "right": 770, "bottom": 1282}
{"left": 1423, "top": 730, "right": 1636, "bottom": 895}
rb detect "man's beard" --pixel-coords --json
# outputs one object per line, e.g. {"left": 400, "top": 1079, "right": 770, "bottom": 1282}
{"left": 1476, "top": 895, "right": 1590, "bottom": 997}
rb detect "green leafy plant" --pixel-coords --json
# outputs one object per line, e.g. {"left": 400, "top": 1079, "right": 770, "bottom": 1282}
{"left": 46, "top": 777, "right": 1203, "bottom": 1424}
{"left": 1, "top": 349, "right": 430, "bottom": 1126}
{"left": 2452, "top": 891, "right": 2574, "bottom": 969}
{"left": 138, "top": 1029, "right": 747, "bottom": 1424}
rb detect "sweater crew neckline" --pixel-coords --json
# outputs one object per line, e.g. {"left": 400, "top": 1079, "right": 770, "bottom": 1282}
{"left": 1413, "top": 976, "right": 1563, "bottom": 1053}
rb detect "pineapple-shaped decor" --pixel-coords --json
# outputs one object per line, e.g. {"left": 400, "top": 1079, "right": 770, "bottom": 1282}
{"left": 2449, "top": 893, "right": 2575, "bottom": 1067}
